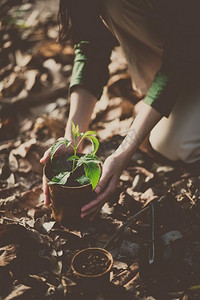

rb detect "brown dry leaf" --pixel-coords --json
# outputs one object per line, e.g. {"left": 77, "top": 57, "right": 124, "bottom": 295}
{"left": 123, "top": 271, "right": 140, "bottom": 292}
{"left": 47, "top": 25, "right": 58, "bottom": 39}
{"left": 109, "top": 47, "right": 127, "bottom": 76}
{"left": 97, "top": 118, "right": 133, "bottom": 141}
{"left": 0, "top": 183, "right": 22, "bottom": 200}
{"left": 127, "top": 166, "right": 154, "bottom": 179}
{"left": 0, "top": 116, "right": 19, "bottom": 141}
{"left": 15, "top": 50, "right": 32, "bottom": 67}
{"left": 43, "top": 59, "right": 64, "bottom": 85}
{"left": 100, "top": 98, "right": 135, "bottom": 122}
{"left": 112, "top": 262, "right": 139, "bottom": 286}
{"left": 19, "top": 118, "right": 33, "bottom": 133}
{"left": 11, "top": 138, "right": 37, "bottom": 158}
{"left": 0, "top": 140, "right": 20, "bottom": 153}
{"left": 8, "top": 152, "right": 18, "bottom": 173}
{"left": 0, "top": 223, "right": 52, "bottom": 247}
{"left": 100, "top": 98, "right": 125, "bottom": 122}
{"left": 1, "top": 73, "right": 26, "bottom": 97}
{"left": 27, "top": 207, "right": 45, "bottom": 220}
{"left": 0, "top": 244, "right": 18, "bottom": 266}
{"left": 4, "top": 284, "right": 32, "bottom": 300}
{"left": 42, "top": 221, "right": 56, "bottom": 233}
{"left": 61, "top": 275, "right": 77, "bottom": 296}
{"left": 60, "top": 45, "right": 74, "bottom": 64}
{"left": 51, "top": 259, "right": 62, "bottom": 276}
{"left": 36, "top": 41, "right": 62, "bottom": 59}
{"left": 140, "top": 188, "right": 157, "bottom": 202}
{"left": 18, "top": 158, "right": 32, "bottom": 173}
{"left": 0, "top": 154, "right": 10, "bottom": 179}
{"left": 24, "top": 69, "right": 39, "bottom": 91}
{"left": 26, "top": 150, "right": 42, "bottom": 174}
{"left": 25, "top": 10, "right": 39, "bottom": 27}
{"left": 131, "top": 174, "right": 147, "bottom": 192}
{"left": 33, "top": 116, "right": 65, "bottom": 139}
{"left": 91, "top": 90, "right": 109, "bottom": 121}
{"left": 18, "top": 187, "right": 44, "bottom": 209}
{"left": 107, "top": 73, "right": 142, "bottom": 102}
{"left": 0, "top": 196, "right": 19, "bottom": 209}
{"left": 113, "top": 261, "right": 128, "bottom": 270}
{"left": 6, "top": 173, "right": 15, "bottom": 187}
{"left": 26, "top": 226, "right": 52, "bottom": 247}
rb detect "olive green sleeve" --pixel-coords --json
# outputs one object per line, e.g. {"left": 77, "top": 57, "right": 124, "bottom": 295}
{"left": 69, "top": 41, "right": 112, "bottom": 99}
{"left": 144, "top": 70, "right": 185, "bottom": 117}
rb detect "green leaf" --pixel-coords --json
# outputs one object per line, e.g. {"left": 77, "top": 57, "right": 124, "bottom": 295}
{"left": 71, "top": 121, "right": 80, "bottom": 139}
{"left": 87, "top": 136, "right": 99, "bottom": 156}
{"left": 76, "top": 124, "right": 79, "bottom": 134}
{"left": 50, "top": 138, "right": 71, "bottom": 161}
{"left": 67, "top": 155, "right": 79, "bottom": 161}
{"left": 84, "top": 162, "right": 100, "bottom": 189}
{"left": 71, "top": 121, "right": 76, "bottom": 134}
{"left": 76, "top": 154, "right": 102, "bottom": 168}
{"left": 83, "top": 131, "right": 97, "bottom": 137}
{"left": 76, "top": 175, "right": 91, "bottom": 185}
{"left": 48, "top": 171, "right": 71, "bottom": 185}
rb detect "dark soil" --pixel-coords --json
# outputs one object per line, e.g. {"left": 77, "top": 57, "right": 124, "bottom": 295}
{"left": 46, "top": 154, "right": 86, "bottom": 187}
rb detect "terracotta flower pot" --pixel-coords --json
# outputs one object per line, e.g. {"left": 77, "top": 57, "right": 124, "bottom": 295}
{"left": 44, "top": 154, "right": 97, "bottom": 228}
{"left": 71, "top": 247, "right": 113, "bottom": 294}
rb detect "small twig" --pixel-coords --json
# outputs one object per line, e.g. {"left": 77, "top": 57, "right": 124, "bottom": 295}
{"left": 103, "top": 195, "right": 166, "bottom": 250}
{"left": 185, "top": 193, "right": 197, "bottom": 207}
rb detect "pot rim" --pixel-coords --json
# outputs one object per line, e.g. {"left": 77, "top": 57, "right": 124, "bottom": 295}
{"left": 71, "top": 247, "right": 113, "bottom": 278}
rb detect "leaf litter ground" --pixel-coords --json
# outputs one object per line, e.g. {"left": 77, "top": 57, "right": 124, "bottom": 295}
{"left": 0, "top": 0, "right": 200, "bottom": 299}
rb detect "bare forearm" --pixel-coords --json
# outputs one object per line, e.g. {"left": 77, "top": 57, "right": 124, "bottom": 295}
{"left": 116, "top": 102, "right": 162, "bottom": 160}
{"left": 65, "top": 87, "right": 97, "bottom": 140}
{"left": 81, "top": 102, "right": 162, "bottom": 219}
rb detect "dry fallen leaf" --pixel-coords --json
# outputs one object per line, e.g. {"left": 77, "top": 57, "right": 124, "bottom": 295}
{"left": 18, "top": 187, "right": 44, "bottom": 209}
{"left": 15, "top": 49, "right": 32, "bottom": 68}
{"left": 0, "top": 244, "right": 18, "bottom": 266}
{"left": 36, "top": 41, "right": 62, "bottom": 59}
{"left": 60, "top": 45, "right": 74, "bottom": 64}
{"left": 107, "top": 73, "right": 142, "bottom": 102}
{"left": 1, "top": 73, "right": 26, "bottom": 97}
{"left": 11, "top": 139, "right": 37, "bottom": 158}
{"left": 18, "top": 158, "right": 32, "bottom": 173}
{"left": 0, "top": 196, "right": 19, "bottom": 209}
{"left": 24, "top": 69, "right": 39, "bottom": 91}
{"left": 4, "top": 284, "right": 32, "bottom": 300}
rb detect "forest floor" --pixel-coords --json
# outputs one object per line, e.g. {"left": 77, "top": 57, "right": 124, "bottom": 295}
{"left": 0, "top": 0, "right": 200, "bottom": 299}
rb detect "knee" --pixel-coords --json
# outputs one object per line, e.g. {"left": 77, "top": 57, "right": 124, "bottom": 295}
{"left": 150, "top": 129, "right": 200, "bottom": 163}
{"left": 149, "top": 130, "right": 180, "bottom": 161}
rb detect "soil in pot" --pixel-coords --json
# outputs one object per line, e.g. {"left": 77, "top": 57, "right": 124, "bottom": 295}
{"left": 71, "top": 248, "right": 113, "bottom": 296}
{"left": 73, "top": 249, "right": 112, "bottom": 276}
{"left": 44, "top": 154, "right": 97, "bottom": 228}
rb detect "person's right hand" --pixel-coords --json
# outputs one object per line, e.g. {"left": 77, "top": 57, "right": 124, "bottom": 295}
{"left": 40, "top": 142, "right": 73, "bottom": 205}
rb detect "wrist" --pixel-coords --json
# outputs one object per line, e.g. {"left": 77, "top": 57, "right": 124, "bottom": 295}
{"left": 112, "top": 148, "right": 133, "bottom": 170}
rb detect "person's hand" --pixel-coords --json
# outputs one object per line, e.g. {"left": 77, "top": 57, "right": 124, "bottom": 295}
{"left": 40, "top": 142, "right": 73, "bottom": 205}
{"left": 81, "top": 152, "right": 127, "bottom": 221}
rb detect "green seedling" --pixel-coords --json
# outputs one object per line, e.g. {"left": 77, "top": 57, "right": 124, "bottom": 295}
{"left": 48, "top": 122, "right": 102, "bottom": 189}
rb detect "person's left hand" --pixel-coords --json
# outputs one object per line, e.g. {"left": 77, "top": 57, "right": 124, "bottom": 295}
{"left": 81, "top": 152, "right": 126, "bottom": 221}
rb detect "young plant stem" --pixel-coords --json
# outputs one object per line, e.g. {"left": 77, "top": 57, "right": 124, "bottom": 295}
{"left": 72, "top": 147, "right": 77, "bottom": 172}
{"left": 71, "top": 135, "right": 85, "bottom": 172}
